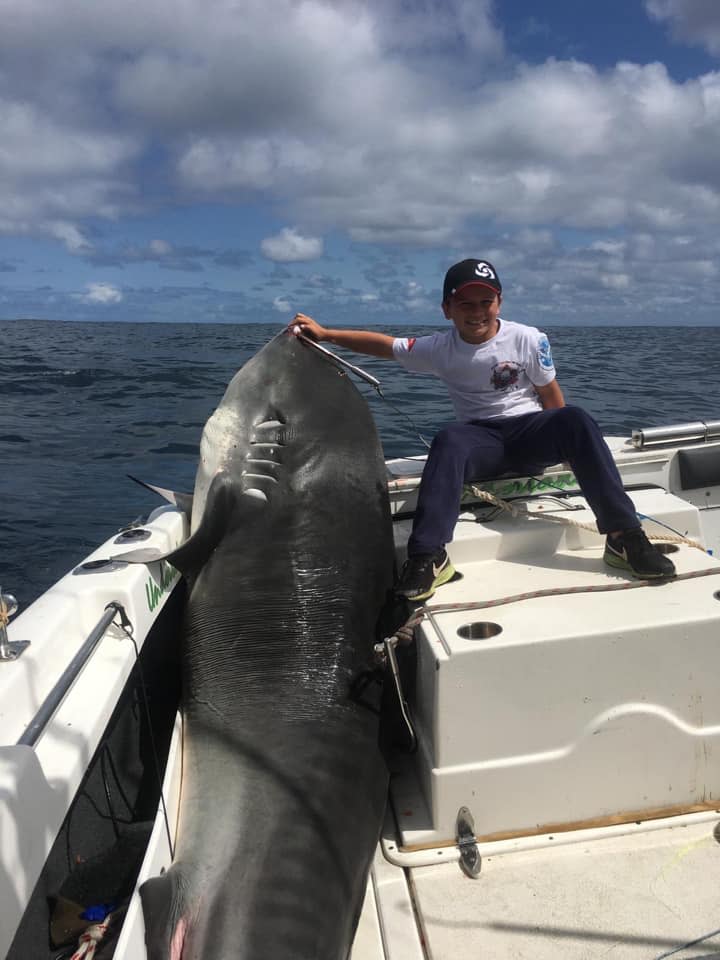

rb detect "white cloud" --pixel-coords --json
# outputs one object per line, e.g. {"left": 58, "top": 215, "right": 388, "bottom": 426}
{"left": 273, "top": 295, "right": 292, "bottom": 312}
{"left": 150, "top": 239, "right": 172, "bottom": 256}
{"left": 179, "top": 138, "right": 277, "bottom": 190}
{"left": 361, "top": 0, "right": 503, "bottom": 57}
{"left": 645, "top": 0, "right": 720, "bottom": 54}
{"left": 591, "top": 240, "right": 625, "bottom": 256}
{"left": 601, "top": 272, "right": 631, "bottom": 291}
{"left": 688, "top": 258, "right": 718, "bottom": 278}
{"left": 0, "top": 94, "right": 138, "bottom": 245}
{"left": 45, "top": 221, "right": 93, "bottom": 252}
{"left": 0, "top": 0, "right": 719, "bottom": 316}
{"left": 261, "top": 227, "right": 323, "bottom": 262}
{"left": 175, "top": 55, "right": 720, "bottom": 244}
{"left": 76, "top": 282, "right": 124, "bottom": 304}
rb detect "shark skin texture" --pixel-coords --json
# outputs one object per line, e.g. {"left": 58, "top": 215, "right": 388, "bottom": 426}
{"left": 138, "top": 331, "right": 395, "bottom": 960}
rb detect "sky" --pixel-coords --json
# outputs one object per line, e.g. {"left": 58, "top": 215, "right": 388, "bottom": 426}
{"left": 1, "top": 0, "right": 720, "bottom": 326}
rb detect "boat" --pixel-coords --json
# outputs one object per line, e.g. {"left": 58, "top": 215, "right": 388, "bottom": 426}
{"left": 3, "top": 405, "right": 720, "bottom": 958}
{"left": 1, "top": 506, "right": 186, "bottom": 959}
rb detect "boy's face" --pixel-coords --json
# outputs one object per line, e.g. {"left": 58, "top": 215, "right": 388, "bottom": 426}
{"left": 442, "top": 286, "right": 501, "bottom": 344}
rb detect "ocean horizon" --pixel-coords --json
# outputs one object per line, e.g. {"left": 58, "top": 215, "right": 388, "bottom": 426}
{"left": 3, "top": 319, "right": 720, "bottom": 608}
{"left": 3, "top": 316, "right": 720, "bottom": 326}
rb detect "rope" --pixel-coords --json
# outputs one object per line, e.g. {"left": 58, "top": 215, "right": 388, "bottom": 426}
{"left": 387, "top": 608, "right": 425, "bottom": 648}
{"left": 424, "top": 567, "right": 720, "bottom": 615}
{"left": 69, "top": 917, "right": 111, "bottom": 960}
{"left": 0, "top": 596, "right": 10, "bottom": 629}
{"left": 470, "top": 486, "right": 707, "bottom": 551}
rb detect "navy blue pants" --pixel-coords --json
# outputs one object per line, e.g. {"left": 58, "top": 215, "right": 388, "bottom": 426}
{"left": 408, "top": 405, "right": 639, "bottom": 556}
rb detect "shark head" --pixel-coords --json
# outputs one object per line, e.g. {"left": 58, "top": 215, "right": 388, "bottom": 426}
{"left": 190, "top": 330, "right": 383, "bottom": 535}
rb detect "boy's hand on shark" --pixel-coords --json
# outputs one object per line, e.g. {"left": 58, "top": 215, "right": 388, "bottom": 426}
{"left": 290, "top": 313, "right": 327, "bottom": 342}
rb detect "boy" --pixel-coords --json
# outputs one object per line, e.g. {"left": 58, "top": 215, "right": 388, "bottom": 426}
{"left": 290, "top": 258, "right": 675, "bottom": 600}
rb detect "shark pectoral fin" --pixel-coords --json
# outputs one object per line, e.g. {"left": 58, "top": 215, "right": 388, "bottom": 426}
{"left": 128, "top": 474, "right": 194, "bottom": 518}
{"left": 160, "top": 471, "right": 237, "bottom": 579}
{"left": 111, "top": 474, "right": 236, "bottom": 576}
{"left": 140, "top": 869, "right": 188, "bottom": 960}
{"left": 111, "top": 546, "right": 172, "bottom": 564}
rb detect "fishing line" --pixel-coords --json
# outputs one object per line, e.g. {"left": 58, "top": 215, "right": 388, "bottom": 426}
{"left": 357, "top": 383, "right": 432, "bottom": 451}
{"left": 635, "top": 511, "right": 699, "bottom": 543}
{"left": 102, "top": 743, "right": 136, "bottom": 820}
{"left": 106, "top": 602, "right": 175, "bottom": 860}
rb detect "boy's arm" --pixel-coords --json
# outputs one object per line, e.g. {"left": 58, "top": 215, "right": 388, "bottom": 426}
{"left": 290, "top": 313, "right": 395, "bottom": 359}
{"left": 535, "top": 379, "right": 565, "bottom": 409}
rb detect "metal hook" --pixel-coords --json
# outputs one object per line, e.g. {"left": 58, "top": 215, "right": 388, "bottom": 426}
{"left": 292, "top": 329, "right": 382, "bottom": 390}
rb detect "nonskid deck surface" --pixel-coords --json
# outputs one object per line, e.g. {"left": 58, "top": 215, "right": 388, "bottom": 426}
{"left": 410, "top": 818, "right": 720, "bottom": 960}
{"left": 398, "top": 485, "right": 719, "bottom": 647}
{"left": 382, "top": 483, "right": 720, "bottom": 959}
{"left": 389, "top": 484, "right": 720, "bottom": 850}
{"left": 423, "top": 535, "right": 720, "bottom": 646}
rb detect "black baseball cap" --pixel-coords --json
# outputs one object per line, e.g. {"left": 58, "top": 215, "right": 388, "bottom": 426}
{"left": 443, "top": 259, "right": 502, "bottom": 302}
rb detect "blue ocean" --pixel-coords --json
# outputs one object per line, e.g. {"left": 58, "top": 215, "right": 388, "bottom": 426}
{"left": 2, "top": 319, "right": 719, "bottom": 608}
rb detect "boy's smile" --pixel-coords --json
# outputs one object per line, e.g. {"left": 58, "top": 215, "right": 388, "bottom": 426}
{"left": 442, "top": 287, "right": 502, "bottom": 344}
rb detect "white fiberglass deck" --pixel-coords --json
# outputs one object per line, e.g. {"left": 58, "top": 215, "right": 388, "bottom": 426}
{"left": 409, "top": 816, "right": 720, "bottom": 959}
{"left": 391, "top": 487, "right": 720, "bottom": 847}
{"left": 371, "top": 482, "right": 720, "bottom": 960}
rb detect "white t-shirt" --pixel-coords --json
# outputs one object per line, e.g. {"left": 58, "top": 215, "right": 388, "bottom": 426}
{"left": 392, "top": 319, "right": 556, "bottom": 422}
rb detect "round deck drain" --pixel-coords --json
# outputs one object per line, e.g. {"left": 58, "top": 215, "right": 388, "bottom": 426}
{"left": 457, "top": 621, "right": 502, "bottom": 640}
{"left": 114, "top": 527, "right": 151, "bottom": 543}
{"left": 656, "top": 543, "right": 679, "bottom": 554}
{"left": 73, "top": 558, "right": 128, "bottom": 575}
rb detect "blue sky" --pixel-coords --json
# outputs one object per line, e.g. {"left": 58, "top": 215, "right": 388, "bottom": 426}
{"left": 1, "top": 0, "right": 719, "bottom": 325}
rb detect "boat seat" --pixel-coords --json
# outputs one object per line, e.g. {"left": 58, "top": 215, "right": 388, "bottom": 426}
{"left": 678, "top": 445, "right": 720, "bottom": 490}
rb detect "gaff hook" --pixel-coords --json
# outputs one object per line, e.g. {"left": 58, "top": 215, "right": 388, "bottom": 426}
{"left": 292, "top": 328, "right": 382, "bottom": 391}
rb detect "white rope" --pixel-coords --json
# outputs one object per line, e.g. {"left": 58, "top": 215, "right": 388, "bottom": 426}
{"left": 69, "top": 916, "right": 111, "bottom": 960}
{"left": 470, "top": 486, "right": 707, "bottom": 552}
{"left": 389, "top": 609, "right": 425, "bottom": 647}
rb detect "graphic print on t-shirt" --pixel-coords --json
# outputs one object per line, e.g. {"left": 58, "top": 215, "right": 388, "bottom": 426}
{"left": 491, "top": 361, "right": 523, "bottom": 391}
{"left": 537, "top": 336, "right": 553, "bottom": 369}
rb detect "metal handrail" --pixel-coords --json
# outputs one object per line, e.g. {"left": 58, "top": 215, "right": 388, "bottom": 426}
{"left": 16, "top": 604, "right": 121, "bottom": 747}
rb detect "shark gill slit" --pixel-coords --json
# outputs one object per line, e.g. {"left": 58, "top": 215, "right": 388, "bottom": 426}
{"left": 249, "top": 442, "right": 286, "bottom": 453}
{"left": 245, "top": 457, "right": 283, "bottom": 471}
{"left": 254, "top": 417, "right": 286, "bottom": 429}
{"left": 241, "top": 472, "right": 278, "bottom": 484}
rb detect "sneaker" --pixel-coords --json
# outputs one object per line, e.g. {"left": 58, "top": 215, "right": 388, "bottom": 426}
{"left": 604, "top": 528, "right": 676, "bottom": 579}
{"left": 396, "top": 549, "right": 456, "bottom": 601}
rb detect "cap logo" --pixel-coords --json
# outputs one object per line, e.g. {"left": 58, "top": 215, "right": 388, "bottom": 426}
{"left": 475, "top": 262, "right": 496, "bottom": 280}
{"left": 443, "top": 258, "right": 501, "bottom": 301}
